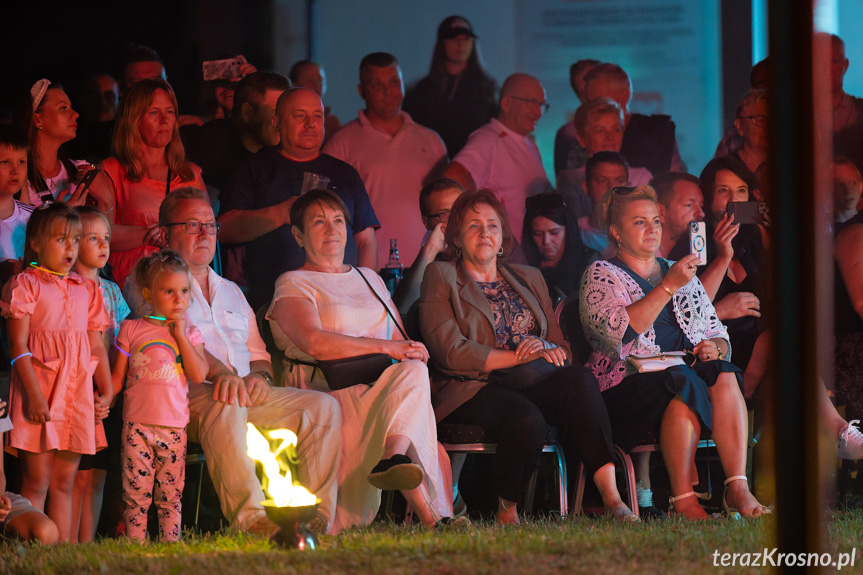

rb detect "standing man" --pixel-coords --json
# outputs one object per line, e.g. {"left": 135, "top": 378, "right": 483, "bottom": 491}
{"left": 124, "top": 188, "right": 341, "bottom": 535}
{"left": 554, "top": 58, "right": 600, "bottom": 174}
{"left": 218, "top": 87, "right": 379, "bottom": 310}
{"left": 826, "top": 33, "right": 863, "bottom": 174}
{"left": 324, "top": 52, "right": 448, "bottom": 267}
{"left": 444, "top": 73, "right": 552, "bottom": 242}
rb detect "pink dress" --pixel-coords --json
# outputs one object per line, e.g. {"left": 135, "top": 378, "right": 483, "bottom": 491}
{"left": 1, "top": 268, "right": 111, "bottom": 454}
{"left": 100, "top": 158, "right": 204, "bottom": 288}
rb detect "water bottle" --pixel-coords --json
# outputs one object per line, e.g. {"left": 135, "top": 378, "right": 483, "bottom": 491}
{"left": 381, "top": 238, "right": 403, "bottom": 296}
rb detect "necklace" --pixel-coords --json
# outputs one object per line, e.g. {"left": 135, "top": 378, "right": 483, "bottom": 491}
{"left": 29, "top": 262, "right": 67, "bottom": 277}
{"left": 645, "top": 261, "right": 663, "bottom": 287}
{"left": 145, "top": 314, "right": 168, "bottom": 323}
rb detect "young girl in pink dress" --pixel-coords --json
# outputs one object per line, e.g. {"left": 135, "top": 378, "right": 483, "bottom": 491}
{"left": 1, "top": 203, "right": 113, "bottom": 542}
{"left": 112, "top": 251, "right": 208, "bottom": 542}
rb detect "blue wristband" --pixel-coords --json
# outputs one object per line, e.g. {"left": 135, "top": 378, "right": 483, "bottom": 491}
{"left": 10, "top": 352, "right": 32, "bottom": 366}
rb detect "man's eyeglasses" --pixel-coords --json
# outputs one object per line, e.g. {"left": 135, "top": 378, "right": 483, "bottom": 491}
{"left": 508, "top": 96, "right": 550, "bottom": 113}
{"left": 164, "top": 221, "right": 221, "bottom": 235}
{"left": 426, "top": 209, "right": 451, "bottom": 223}
{"left": 743, "top": 115, "right": 768, "bottom": 128}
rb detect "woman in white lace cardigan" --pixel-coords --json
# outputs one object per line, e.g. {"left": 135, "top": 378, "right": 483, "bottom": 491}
{"left": 579, "top": 185, "right": 769, "bottom": 519}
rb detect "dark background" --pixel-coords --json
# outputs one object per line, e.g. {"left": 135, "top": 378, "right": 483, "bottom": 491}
{"left": 0, "top": 0, "right": 278, "bottom": 117}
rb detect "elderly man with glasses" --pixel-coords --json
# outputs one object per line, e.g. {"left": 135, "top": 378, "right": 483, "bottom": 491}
{"left": 444, "top": 73, "right": 553, "bottom": 242}
{"left": 123, "top": 187, "right": 341, "bottom": 536}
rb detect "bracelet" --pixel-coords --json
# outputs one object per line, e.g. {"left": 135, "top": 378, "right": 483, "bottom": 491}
{"left": 10, "top": 352, "right": 32, "bottom": 366}
{"left": 658, "top": 283, "right": 675, "bottom": 297}
{"left": 254, "top": 371, "right": 274, "bottom": 385}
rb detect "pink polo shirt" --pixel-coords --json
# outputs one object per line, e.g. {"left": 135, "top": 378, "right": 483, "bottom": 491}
{"left": 323, "top": 110, "right": 448, "bottom": 265}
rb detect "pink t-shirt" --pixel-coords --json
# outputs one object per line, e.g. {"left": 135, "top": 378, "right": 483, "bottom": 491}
{"left": 117, "top": 319, "right": 203, "bottom": 428}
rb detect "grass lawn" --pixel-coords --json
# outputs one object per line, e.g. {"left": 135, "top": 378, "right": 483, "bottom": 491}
{"left": 2, "top": 511, "right": 862, "bottom": 575}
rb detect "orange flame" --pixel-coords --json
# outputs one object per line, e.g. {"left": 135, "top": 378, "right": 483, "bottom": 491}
{"left": 246, "top": 423, "right": 318, "bottom": 507}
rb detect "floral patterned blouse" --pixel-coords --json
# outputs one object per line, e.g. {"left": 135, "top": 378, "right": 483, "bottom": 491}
{"left": 477, "top": 279, "right": 540, "bottom": 350}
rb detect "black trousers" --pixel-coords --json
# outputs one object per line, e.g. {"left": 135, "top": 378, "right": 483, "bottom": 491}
{"left": 442, "top": 365, "right": 615, "bottom": 504}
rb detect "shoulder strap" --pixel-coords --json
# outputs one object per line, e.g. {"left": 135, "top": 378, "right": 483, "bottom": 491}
{"left": 353, "top": 267, "right": 409, "bottom": 340}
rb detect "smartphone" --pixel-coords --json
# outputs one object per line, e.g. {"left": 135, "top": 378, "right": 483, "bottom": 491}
{"left": 689, "top": 221, "right": 707, "bottom": 266}
{"left": 726, "top": 201, "right": 769, "bottom": 225}
{"left": 202, "top": 57, "right": 245, "bottom": 81}
{"left": 76, "top": 169, "right": 98, "bottom": 194}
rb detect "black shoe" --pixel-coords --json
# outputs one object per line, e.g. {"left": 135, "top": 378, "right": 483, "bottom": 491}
{"left": 368, "top": 454, "right": 423, "bottom": 490}
{"left": 638, "top": 505, "right": 666, "bottom": 521}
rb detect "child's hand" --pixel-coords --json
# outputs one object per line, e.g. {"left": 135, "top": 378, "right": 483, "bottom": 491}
{"left": 94, "top": 394, "right": 110, "bottom": 421}
{"left": 0, "top": 495, "right": 11, "bottom": 521}
{"left": 0, "top": 400, "right": 7, "bottom": 418}
{"left": 23, "top": 393, "right": 51, "bottom": 424}
{"left": 167, "top": 318, "right": 187, "bottom": 341}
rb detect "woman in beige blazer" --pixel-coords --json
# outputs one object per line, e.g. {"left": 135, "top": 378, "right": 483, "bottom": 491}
{"left": 419, "top": 190, "right": 635, "bottom": 524}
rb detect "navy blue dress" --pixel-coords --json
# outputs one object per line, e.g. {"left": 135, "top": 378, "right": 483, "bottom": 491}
{"left": 600, "top": 258, "right": 743, "bottom": 450}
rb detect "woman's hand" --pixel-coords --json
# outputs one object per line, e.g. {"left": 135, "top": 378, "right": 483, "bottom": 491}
{"left": 388, "top": 340, "right": 430, "bottom": 364}
{"left": 664, "top": 254, "right": 702, "bottom": 291}
{"left": 23, "top": 392, "right": 51, "bottom": 424}
{"left": 714, "top": 291, "right": 761, "bottom": 320}
{"left": 693, "top": 339, "right": 722, "bottom": 362}
{"left": 0, "top": 400, "right": 6, "bottom": 419}
{"left": 713, "top": 214, "right": 740, "bottom": 261}
{"left": 516, "top": 336, "right": 567, "bottom": 366}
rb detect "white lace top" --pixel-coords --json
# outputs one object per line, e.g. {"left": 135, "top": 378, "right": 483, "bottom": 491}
{"left": 579, "top": 259, "right": 730, "bottom": 391}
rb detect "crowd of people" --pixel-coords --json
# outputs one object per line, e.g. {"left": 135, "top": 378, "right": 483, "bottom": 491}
{"left": 1, "top": 16, "right": 863, "bottom": 543}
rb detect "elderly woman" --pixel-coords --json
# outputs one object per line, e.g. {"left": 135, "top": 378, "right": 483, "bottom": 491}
{"left": 267, "top": 190, "right": 450, "bottom": 532}
{"left": 88, "top": 79, "right": 204, "bottom": 287}
{"left": 557, "top": 97, "right": 652, "bottom": 220}
{"left": 16, "top": 79, "right": 92, "bottom": 207}
{"left": 419, "top": 190, "right": 636, "bottom": 524}
{"left": 580, "top": 185, "right": 769, "bottom": 519}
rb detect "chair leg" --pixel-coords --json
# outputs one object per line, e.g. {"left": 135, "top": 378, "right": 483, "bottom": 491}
{"left": 194, "top": 462, "right": 204, "bottom": 531}
{"left": 524, "top": 468, "right": 538, "bottom": 515}
{"left": 573, "top": 463, "right": 586, "bottom": 515}
{"left": 614, "top": 445, "right": 639, "bottom": 517}
{"left": 552, "top": 443, "right": 568, "bottom": 518}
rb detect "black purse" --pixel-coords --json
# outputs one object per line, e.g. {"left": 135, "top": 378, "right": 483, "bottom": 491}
{"left": 487, "top": 358, "right": 570, "bottom": 390}
{"left": 286, "top": 267, "right": 409, "bottom": 391}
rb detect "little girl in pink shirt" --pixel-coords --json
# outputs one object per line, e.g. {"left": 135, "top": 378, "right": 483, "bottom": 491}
{"left": 112, "top": 251, "right": 208, "bottom": 542}
{"left": 1, "top": 203, "right": 113, "bottom": 542}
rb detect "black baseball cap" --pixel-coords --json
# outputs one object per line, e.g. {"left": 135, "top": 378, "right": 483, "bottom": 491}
{"left": 437, "top": 16, "right": 477, "bottom": 40}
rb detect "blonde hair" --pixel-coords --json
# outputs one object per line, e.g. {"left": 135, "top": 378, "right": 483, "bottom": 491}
{"left": 574, "top": 97, "right": 623, "bottom": 138}
{"left": 112, "top": 79, "right": 194, "bottom": 182}
{"left": 600, "top": 185, "right": 658, "bottom": 241}
{"left": 24, "top": 203, "right": 82, "bottom": 264}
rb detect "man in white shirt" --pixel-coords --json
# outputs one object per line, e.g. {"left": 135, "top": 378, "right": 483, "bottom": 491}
{"left": 124, "top": 188, "right": 341, "bottom": 535}
{"left": 324, "top": 52, "right": 448, "bottom": 266}
{"left": 444, "top": 73, "right": 553, "bottom": 242}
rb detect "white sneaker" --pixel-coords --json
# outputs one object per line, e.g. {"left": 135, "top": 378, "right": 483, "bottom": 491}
{"left": 837, "top": 419, "right": 863, "bottom": 460}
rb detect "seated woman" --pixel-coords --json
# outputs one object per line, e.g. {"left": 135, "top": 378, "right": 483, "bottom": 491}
{"left": 267, "top": 190, "right": 451, "bottom": 532}
{"left": 580, "top": 185, "right": 769, "bottom": 519}
{"left": 419, "top": 189, "right": 636, "bottom": 524}
{"left": 88, "top": 79, "right": 204, "bottom": 288}
{"left": 522, "top": 192, "right": 598, "bottom": 309}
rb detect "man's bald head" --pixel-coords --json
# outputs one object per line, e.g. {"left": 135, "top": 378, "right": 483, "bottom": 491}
{"left": 275, "top": 87, "right": 325, "bottom": 160}
{"left": 499, "top": 73, "right": 546, "bottom": 136}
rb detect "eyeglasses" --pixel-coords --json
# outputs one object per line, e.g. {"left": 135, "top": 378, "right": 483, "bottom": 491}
{"left": 164, "top": 221, "right": 221, "bottom": 235}
{"left": 508, "top": 95, "right": 550, "bottom": 113}
{"left": 743, "top": 114, "right": 768, "bottom": 127}
{"left": 426, "top": 209, "right": 451, "bottom": 223}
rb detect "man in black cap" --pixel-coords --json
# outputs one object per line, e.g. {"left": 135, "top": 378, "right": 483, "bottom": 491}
{"left": 403, "top": 15, "right": 497, "bottom": 156}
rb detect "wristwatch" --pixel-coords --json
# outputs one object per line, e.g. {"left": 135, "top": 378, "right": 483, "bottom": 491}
{"left": 254, "top": 371, "right": 274, "bottom": 385}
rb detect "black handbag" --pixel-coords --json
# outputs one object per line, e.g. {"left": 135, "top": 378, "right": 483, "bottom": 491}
{"left": 285, "top": 267, "right": 409, "bottom": 391}
{"left": 487, "top": 358, "right": 570, "bottom": 390}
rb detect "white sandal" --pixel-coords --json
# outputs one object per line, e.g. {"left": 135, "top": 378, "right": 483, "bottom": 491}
{"left": 723, "top": 475, "right": 772, "bottom": 519}
{"left": 667, "top": 491, "right": 698, "bottom": 516}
